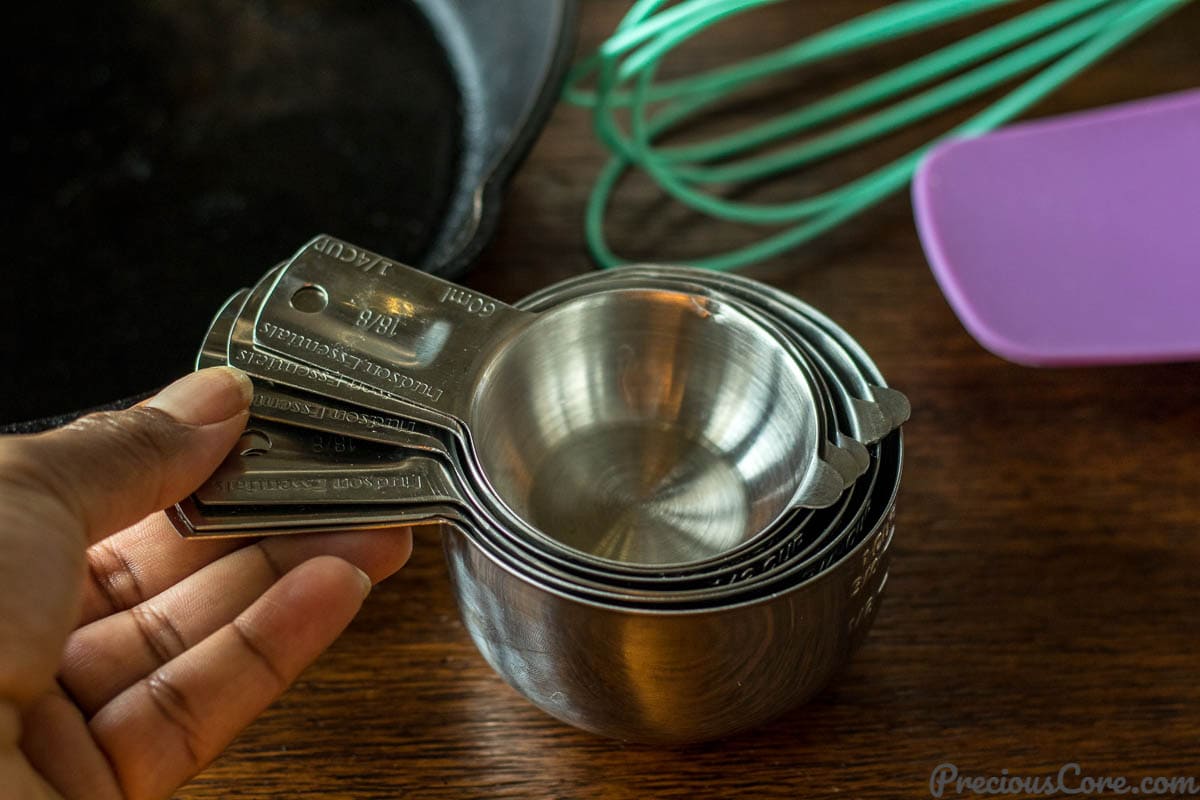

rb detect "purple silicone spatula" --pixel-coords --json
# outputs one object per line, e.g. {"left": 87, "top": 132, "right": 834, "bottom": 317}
{"left": 913, "top": 89, "right": 1200, "bottom": 366}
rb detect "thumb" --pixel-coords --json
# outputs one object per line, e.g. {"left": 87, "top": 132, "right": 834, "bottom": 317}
{"left": 1, "top": 366, "right": 252, "bottom": 547}
{"left": 0, "top": 367, "right": 251, "bottom": 706}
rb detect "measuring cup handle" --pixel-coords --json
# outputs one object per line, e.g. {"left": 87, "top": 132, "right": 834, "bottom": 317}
{"left": 193, "top": 440, "right": 470, "bottom": 511}
{"left": 168, "top": 500, "right": 465, "bottom": 540}
{"left": 244, "top": 382, "right": 453, "bottom": 456}
{"left": 253, "top": 234, "right": 530, "bottom": 417}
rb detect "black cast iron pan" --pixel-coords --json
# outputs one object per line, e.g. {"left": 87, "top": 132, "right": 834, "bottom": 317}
{"left": 2, "top": 0, "right": 576, "bottom": 431}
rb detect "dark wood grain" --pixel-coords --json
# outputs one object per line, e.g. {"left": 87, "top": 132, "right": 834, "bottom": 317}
{"left": 178, "top": 2, "right": 1200, "bottom": 797}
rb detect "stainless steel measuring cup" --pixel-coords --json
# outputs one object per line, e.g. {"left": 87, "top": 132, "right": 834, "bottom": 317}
{"left": 224, "top": 266, "right": 840, "bottom": 571}
{"left": 165, "top": 238, "right": 909, "bottom": 742}
{"left": 196, "top": 245, "right": 901, "bottom": 580}
{"left": 190, "top": 311, "right": 886, "bottom": 612}
{"left": 192, "top": 281, "right": 882, "bottom": 602}
{"left": 248, "top": 235, "right": 855, "bottom": 566}
{"left": 197, "top": 299, "right": 861, "bottom": 602}
{"left": 200, "top": 290, "right": 847, "bottom": 585}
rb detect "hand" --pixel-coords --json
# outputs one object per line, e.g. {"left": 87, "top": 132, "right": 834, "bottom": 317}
{"left": 0, "top": 367, "right": 413, "bottom": 799}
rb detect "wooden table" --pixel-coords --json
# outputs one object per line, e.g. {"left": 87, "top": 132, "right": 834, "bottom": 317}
{"left": 179, "top": 2, "right": 1200, "bottom": 797}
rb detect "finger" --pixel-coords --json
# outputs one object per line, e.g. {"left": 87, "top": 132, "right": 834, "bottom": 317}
{"left": 78, "top": 513, "right": 243, "bottom": 625}
{"left": 61, "top": 526, "right": 413, "bottom": 714}
{"left": 0, "top": 367, "right": 251, "bottom": 707}
{"left": 18, "top": 687, "right": 123, "bottom": 800}
{"left": 1, "top": 366, "right": 252, "bottom": 547}
{"left": 89, "top": 556, "right": 371, "bottom": 800}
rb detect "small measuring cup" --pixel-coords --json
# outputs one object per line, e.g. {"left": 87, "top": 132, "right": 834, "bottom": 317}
{"left": 203, "top": 289, "right": 842, "bottom": 578}
{"left": 249, "top": 235, "right": 851, "bottom": 566}
{"left": 193, "top": 282, "right": 879, "bottom": 603}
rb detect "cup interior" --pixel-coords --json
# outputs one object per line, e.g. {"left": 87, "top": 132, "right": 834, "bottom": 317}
{"left": 469, "top": 288, "right": 817, "bottom": 566}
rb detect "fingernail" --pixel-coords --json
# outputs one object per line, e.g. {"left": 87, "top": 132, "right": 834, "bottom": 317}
{"left": 353, "top": 566, "right": 373, "bottom": 598}
{"left": 146, "top": 367, "right": 254, "bottom": 425}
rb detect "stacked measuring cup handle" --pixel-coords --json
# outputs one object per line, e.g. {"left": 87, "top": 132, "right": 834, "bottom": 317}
{"left": 170, "top": 234, "right": 909, "bottom": 744}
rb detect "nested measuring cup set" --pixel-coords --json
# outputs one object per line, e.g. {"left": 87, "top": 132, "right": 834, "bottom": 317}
{"left": 168, "top": 235, "right": 908, "bottom": 742}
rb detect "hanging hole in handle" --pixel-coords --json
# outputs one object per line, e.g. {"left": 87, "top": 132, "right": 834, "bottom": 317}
{"left": 290, "top": 284, "right": 329, "bottom": 313}
{"left": 237, "top": 429, "right": 272, "bottom": 456}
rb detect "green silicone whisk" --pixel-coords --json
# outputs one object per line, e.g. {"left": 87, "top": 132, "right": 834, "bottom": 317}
{"left": 566, "top": 0, "right": 1192, "bottom": 271}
